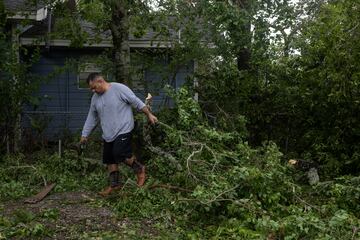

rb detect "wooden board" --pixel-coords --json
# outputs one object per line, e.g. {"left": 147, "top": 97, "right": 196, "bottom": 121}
{"left": 24, "top": 183, "right": 56, "bottom": 204}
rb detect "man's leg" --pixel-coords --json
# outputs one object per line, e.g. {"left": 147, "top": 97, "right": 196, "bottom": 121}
{"left": 112, "top": 132, "right": 146, "bottom": 186}
{"left": 124, "top": 155, "right": 146, "bottom": 186}
{"left": 99, "top": 141, "right": 122, "bottom": 197}
{"left": 108, "top": 164, "right": 120, "bottom": 187}
{"left": 98, "top": 164, "right": 121, "bottom": 196}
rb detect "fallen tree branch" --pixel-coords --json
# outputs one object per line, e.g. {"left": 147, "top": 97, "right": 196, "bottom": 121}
{"left": 143, "top": 93, "right": 183, "bottom": 170}
{"left": 146, "top": 145, "right": 183, "bottom": 170}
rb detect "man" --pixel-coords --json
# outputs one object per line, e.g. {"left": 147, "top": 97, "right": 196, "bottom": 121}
{"left": 80, "top": 73, "right": 158, "bottom": 196}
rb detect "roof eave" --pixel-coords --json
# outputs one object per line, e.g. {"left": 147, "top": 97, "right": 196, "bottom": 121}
{"left": 7, "top": 7, "right": 48, "bottom": 21}
{"left": 20, "top": 38, "right": 177, "bottom": 48}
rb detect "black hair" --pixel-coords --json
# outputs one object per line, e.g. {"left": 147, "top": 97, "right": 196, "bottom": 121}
{"left": 86, "top": 72, "right": 102, "bottom": 84}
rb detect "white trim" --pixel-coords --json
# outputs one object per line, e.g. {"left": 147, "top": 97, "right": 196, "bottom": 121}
{"left": 7, "top": 12, "right": 37, "bottom": 20}
{"left": 36, "top": 7, "right": 48, "bottom": 21}
{"left": 7, "top": 7, "right": 48, "bottom": 21}
{"left": 19, "top": 38, "right": 176, "bottom": 48}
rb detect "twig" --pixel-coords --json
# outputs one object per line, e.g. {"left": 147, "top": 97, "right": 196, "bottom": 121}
{"left": 352, "top": 227, "right": 359, "bottom": 240}
{"left": 183, "top": 142, "right": 221, "bottom": 172}
{"left": 219, "top": 152, "right": 241, "bottom": 163}
{"left": 348, "top": 23, "right": 359, "bottom": 34}
{"left": 178, "top": 185, "right": 240, "bottom": 205}
{"left": 146, "top": 145, "right": 183, "bottom": 170}
{"left": 122, "top": 178, "right": 138, "bottom": 189}
{"left": 186, "top": 144, "right": 204, "bottom": 180}
{"left": 215, "top": 103, "right": 235, "bottom": 130}
{"left": 295, "top": 195, "right": 321, "bottom": 212}
{"left": 202, "top": 184, "right": 240, "bottom": 205}
{"left": 149, "top": 184, "right": 192, "bottom": 193}
{"left": 157, "top": 121, "right": 175, "bottom": 130}
{"left": 202, "top": 144, "right": 220, "bottom": 172}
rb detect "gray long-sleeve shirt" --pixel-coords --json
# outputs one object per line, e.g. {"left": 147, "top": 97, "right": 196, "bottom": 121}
{"left": 81, "top": 82, "right": 146, "bottom": 142}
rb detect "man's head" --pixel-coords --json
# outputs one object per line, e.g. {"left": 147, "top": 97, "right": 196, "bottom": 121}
{"left": 86, "top": 73, "right": 109, "bottom": 94}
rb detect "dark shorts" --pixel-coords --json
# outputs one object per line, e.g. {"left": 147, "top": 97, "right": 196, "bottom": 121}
{"left": 103, "top": 132, "right": 133, "bottom": 164}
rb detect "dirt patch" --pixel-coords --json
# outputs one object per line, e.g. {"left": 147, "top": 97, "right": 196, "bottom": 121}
{"left": 1, "top": 191, "right": 158, "bottom": 239}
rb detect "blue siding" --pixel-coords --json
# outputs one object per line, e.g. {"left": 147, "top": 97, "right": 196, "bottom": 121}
{"left": 22, "top": 49, "right": 194, "bottom": 140}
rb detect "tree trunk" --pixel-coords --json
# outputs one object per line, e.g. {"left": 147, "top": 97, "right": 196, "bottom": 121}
{"left": 11, "top": 23, "right": 21, "bottom": 153}
{"left": 234, "top": 0, "right": 251, "bottom": 71}
{"left": 237, "top": 47, "right": 251, "bottom": 71}
{"left": 109, "top": 1, "right": 130, "bottom": 85}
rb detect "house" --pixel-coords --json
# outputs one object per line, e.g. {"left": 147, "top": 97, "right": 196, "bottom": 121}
{"left": 4, "top": 0, "right": 194, "bottom": 140}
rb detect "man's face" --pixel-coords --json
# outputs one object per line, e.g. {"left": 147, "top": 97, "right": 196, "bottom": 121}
{"left": 89, "top": 77, "right": 105, "bottom": 94}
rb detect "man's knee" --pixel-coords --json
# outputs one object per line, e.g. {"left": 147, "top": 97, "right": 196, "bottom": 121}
{"left": 107, "top": 164, "right": 118, "bottom": 172}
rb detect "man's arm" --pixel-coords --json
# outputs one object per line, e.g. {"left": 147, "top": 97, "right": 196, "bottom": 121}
{"left": 117, "top": 84, "right": 158, "bottom": 124}
{"left": 80, "top": 102, "right": 98, "bottom": 143}
{"left": 118, "top": 84, "right": 146, "bottom": 110}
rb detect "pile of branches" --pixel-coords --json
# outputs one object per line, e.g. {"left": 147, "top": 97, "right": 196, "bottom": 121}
{"left": 142, "top": 88, "right": 360, "bottom": 239}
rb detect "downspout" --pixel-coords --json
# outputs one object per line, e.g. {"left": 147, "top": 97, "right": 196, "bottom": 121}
{"left": 45, "top": 7, "right": 52, "bottom": 50}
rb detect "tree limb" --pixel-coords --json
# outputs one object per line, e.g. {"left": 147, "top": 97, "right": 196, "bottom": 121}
{"left": 149, "top": 184, "right": 192, "bottom": 193}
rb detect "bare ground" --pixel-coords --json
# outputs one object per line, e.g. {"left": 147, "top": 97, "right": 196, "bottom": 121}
{"left": 1, "top": 191, "right": 158, "bottom": 239}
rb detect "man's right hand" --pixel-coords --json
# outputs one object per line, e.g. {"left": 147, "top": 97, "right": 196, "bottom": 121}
{"left": 80, "top": 136, "right": 88, "bottom": 144}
